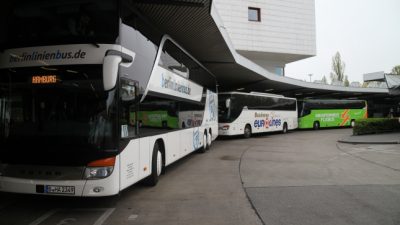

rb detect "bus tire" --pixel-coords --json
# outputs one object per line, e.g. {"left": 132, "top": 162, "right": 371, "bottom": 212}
{"left": 244, "top": 125, "right": 252, "bottom": 138}
{"left": 313, "top": 121, "right": 320, "bottom": 130}
{"left": 145, "top": 142, "right": 163, "bottom": 186}
{"left": 208, "top": 129, "right": 212, "bottom": 150}
{"left": 282, "top": 123, "right": 288, "bottom": 134}
{"left": 205, "top": 130, "right": 210, "bottom": 150}
{"left": 350, "top": 119, "right": 355, "bottom": 127}
{"left": 198, "top": 132, "right": 207, "bottom": 153}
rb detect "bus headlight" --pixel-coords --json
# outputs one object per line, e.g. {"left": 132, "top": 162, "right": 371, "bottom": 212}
{"left": 84, "top": 156, "right": 116, "bottom": 180}
{"left": 84, "top": 166, "right": 114, "bottom": 179}
{"left": 219, "top": 125, "right": 230, "bottom": 130}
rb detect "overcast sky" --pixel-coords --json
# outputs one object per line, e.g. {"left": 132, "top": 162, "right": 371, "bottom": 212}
{"left": 285, "top": 0, "right": 400, "bottom": 83}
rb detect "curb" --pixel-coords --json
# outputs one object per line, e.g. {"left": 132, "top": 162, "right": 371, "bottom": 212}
{"left": 337, "top": 139, "right": 400, "bottom": 145}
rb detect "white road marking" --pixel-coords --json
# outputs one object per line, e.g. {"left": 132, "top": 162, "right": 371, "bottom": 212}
{"left": 128, "top": 214, "right": 138, "bottom": 221}
{"left": 56, "top": 218, "right": 76, "bottom": 225}
{"left": 29, "top": 209, "right": 58, "bottom": 225}
{"left": 93, "top": 208, "right": 115, "bottom": 225}
{"left": 28, "top": 208, "right": 115, "bottom": 225}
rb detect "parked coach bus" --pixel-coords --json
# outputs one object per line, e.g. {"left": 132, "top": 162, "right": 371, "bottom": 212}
{"left": 298, "top": 99, "right": 367, "bottom": 129}
{"left": 218, "top": 92, "right": 298, "bottom": 138}
{"left": 0, "top": 0, "right": 218, "bottom": 197}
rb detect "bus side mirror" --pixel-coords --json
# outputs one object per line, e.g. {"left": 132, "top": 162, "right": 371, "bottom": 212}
{"left": 103, "top": 55, "right": 122, "bottom": 91}
{"left": 225, "top": 99, "right": 231, "bottom": 108}
{"left": 120, "top": 79, "right": 138, "bottom": 102}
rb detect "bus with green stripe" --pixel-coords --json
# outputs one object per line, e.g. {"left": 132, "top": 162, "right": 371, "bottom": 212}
{"left": 298, "top": 99, "right": 367, "bottom": 129}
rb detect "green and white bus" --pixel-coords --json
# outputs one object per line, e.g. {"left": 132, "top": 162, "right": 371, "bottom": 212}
{"left": 298, "top": 99, "right": 367, "bottom": 129}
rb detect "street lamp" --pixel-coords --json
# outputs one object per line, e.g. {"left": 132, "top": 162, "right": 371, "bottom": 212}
{"left": 308, "top": 74, "right": 313, "bottom": 82}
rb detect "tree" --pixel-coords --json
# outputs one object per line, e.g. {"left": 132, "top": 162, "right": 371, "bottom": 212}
{"left": 344, "top": 75, "right": 349, "bottom": 87}
{"left": 392, "top": 65, "right": 400, "bottom": 75}
{"left": 321, "top": 75, "right": 328, "bottom": 84}
{"left": 330, "top": 52, "right": 345, "bottom": 83}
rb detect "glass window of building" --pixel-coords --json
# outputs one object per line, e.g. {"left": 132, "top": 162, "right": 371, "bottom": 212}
{"left": 248, "top": 7, "right": 261, "bottom": 22}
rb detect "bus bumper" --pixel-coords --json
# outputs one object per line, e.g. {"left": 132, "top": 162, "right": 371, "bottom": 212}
{"left": 218, "top": 123, "right": 243, "bottom": 136}
{"left": 0, "top": 176, "right": 86, "bottom": 196}
{"left": 0, "top": 164, "right": 120, "bottom": 197}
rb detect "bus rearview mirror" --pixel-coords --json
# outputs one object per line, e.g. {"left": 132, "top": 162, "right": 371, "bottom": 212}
{"left": 103, "top": 55, "right": 122, "bottom": 91}
{"left": 120, "top": 79, "right": 137, "bottom": 102}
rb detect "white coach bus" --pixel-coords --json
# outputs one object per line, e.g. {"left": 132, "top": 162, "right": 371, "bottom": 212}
{"left": 218, "top": 92, "right": 297, "bottom": 138}
{"left": 0, "top": 0, "right": 217, "bottom": 196}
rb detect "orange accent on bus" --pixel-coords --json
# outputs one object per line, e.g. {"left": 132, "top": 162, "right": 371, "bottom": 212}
{"left": 87, "top": 157, "right": 116, "bottom": 167}
{"left": 340, "top": 109, "right": 350, "bottom": 126}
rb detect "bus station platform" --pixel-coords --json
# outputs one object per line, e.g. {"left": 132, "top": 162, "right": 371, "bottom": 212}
{"left": 338, "top": 132, "right": 400, "bottom": 144}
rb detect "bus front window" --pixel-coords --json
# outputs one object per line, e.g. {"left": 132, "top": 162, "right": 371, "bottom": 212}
{"left": 218, "top": 96, "right": 231, "bottom": 123}
{"left": 0, "top": 65, "right": 118, "bottom": 166}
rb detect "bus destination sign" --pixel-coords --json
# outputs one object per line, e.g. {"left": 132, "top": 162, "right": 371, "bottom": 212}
{"left": 32, "top": 75, "right": 58, "bottom": 84}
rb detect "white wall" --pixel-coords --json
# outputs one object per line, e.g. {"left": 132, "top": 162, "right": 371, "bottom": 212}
{"left": 214, "top": 0, "right": 316, "bottom": 71}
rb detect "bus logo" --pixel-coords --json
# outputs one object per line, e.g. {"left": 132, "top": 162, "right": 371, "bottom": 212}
{"left": 254, "top": 118, "right": 281, "bottom": 128}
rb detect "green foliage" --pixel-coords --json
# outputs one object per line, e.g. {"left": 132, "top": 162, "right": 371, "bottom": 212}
{"left": 392, "top": 65, "right": 400, "bottom": 75}
{"left": 353, "top": 118, "right": 400, "bottom": 135}
{"left": 330, "top": 51, "right": 345, "bottom": 82}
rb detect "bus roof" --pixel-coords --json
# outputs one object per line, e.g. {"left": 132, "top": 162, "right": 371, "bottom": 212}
{"left": 302, "top": 99, "right": 366, "bottom": 103}
{"left": 218, "top": 91, "right": 296, "bottom": 100}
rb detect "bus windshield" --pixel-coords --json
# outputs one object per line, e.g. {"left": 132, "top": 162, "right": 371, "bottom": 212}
{"left": 0, "top": 65, "right": 118, "bottom": 166}
{"left": 1, "top": 0, "right": 119, "bottom": 49}
{"left": 218, "top": 94, "right": 242, "bottom": 123}
{"left": 218, "top": 94, "right": 231, "bottom": 123}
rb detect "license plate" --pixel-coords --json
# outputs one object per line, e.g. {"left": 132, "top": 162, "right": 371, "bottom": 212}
{"left": 45, "top": 185, "right": 75, "bottom": 195}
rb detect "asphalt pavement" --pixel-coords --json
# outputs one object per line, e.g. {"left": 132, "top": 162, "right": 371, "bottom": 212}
{"left": 241, "top": 129, "right": 400, "bottom": 225}
{"left": 1, "top": 128, "right": 399, "bottom": 225}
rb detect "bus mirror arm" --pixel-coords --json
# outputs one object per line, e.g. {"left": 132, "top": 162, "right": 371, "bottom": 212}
{"left": 106, "top": 50, "right": 133, "bottom": 63}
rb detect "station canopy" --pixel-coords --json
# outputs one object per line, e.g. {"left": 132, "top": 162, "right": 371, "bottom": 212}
{"left": 132, "top": 0, "right": 389, "bottom": 99}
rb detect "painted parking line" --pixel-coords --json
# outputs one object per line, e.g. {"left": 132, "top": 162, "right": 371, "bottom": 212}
{"left": 29, "top": 208, "right": 115, "bottom": 225}
{"left": 29, "top": 210, "right": 57, "bottom": 225}
{"left": 94, "top": 208, "right": 115, "bottom": 225}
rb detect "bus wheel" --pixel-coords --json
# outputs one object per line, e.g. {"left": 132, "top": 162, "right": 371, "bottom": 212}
{"left": 282, "top": 123, "right": 288, "bottom": 134}
{"left": 313, "top": 121, "right": 320, "bottom": 130}
{"left": 205, "top": 130, "right": 210, "bottom": 150}
{"left": 350, "top": 120, "right": 355, "bottom": 127}
{"left": 244, "top": 125, "right": 252, "bottom": 138}
{"left": 198, "top": 132, "right": 207, "bottom": 153}
{"left": 207, "top": 129, "right": 212, "bottom": 149}
{"left": 145, "top": 142, "right": 163, "bottom": 186}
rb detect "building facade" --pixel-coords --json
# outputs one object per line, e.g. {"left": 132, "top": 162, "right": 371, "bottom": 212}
{"left": 213, "top": 0, "right": 316, "bottom": 76}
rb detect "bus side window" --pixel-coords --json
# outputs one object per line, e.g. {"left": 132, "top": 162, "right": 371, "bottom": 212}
{"left": 302, "top": 109, "right": 311, "bottom": 117}
{"left": 120, "top": 78, "right": 138, "bottom": 138}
